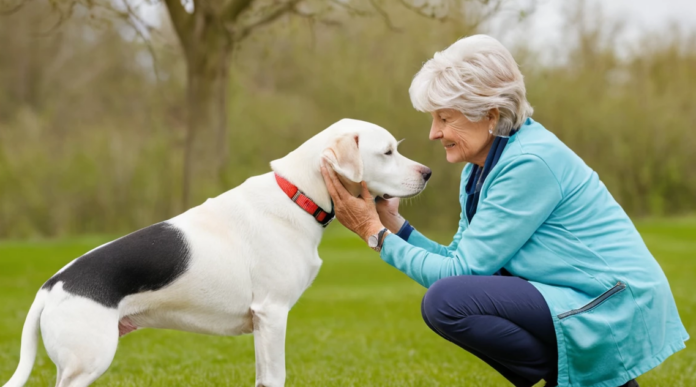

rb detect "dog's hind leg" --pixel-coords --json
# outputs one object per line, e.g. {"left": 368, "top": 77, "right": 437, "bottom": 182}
{"left": 40, "top": 297, "right": 119, "bottom": 387}
{"left": 251, "top": 303, "right": 290, "bottom": 387}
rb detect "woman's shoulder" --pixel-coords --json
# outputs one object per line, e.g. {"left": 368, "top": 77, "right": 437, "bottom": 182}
{"left": 507, "top": 119, "right": 589, "bottom": 173}
{"left": 496, "top": 118, "right": 595, "bottom": 195}
{"left": 512, "top": 118, "right": 570, "bottom": 155}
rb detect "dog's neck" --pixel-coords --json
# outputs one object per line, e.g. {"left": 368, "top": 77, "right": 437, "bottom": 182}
{"left": 270, "top": 151, "right": 334, "bottom": 214}
{"left": 270, "top": 126, "right": 365, "bottom": 215}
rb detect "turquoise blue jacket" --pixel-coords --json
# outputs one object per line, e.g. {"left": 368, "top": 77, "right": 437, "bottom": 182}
{"left": 380, "top": 118, "right": 689, "bottom": 387}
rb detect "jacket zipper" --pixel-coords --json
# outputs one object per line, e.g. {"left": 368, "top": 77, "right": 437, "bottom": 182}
{"left": 558, "top": 281, "right": 626, "bottom": 320}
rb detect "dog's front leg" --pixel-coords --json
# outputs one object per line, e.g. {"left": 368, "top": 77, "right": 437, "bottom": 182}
{"left": 251, "top": 303, "right": 290, "bottom": 387}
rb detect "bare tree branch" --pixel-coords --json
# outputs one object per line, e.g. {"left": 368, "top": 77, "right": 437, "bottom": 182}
{"left": 397, "top": 0, "right": 448, "bottom": 20}
{"left": 235, "top": 0, "right": 301, "bottom": 41}
{"left": 120, "top": 0, "right": 155, "bottom": 33}
{"left": 163, "top": 0, "right": 193, "bottom": 48}
{"left": 225, "top": 0, "right": 254, "bottom": 22}
{"left": 119, "top": 0, "right": 166, "bottom": 90}
{"left": 34, "top": 1, "right": 76, "bottom": 36}
{"left": 368, "top": 0, "right": 400, "bottom": 32}
{"left": 0, "top": 0, "right": 26, "bottom": 15}
{"left": 328, "top": 0, "right": 370, "bottom": 17}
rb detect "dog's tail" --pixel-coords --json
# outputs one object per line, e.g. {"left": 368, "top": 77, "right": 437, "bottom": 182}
{"left": 3, "top": 290, "right": 47, "bottom": 387}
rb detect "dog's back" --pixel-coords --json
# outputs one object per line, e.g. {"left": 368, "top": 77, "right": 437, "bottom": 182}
{"left": 42, "top": 223, "right": 191, "bottom": 308}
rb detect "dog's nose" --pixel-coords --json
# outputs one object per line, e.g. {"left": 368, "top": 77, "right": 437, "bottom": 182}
{"left": 421, "top": 168, "right": 432, "bottom": 182}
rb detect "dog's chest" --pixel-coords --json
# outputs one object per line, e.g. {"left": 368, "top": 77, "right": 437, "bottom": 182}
{"left": 250, "top": 245, "right": 323, "bottom": 305}
{"left": 304, "top": 255, "right": 323, "bottom": 291}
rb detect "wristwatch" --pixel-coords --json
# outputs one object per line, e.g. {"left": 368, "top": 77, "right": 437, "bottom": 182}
{"left": 368, "top": 227, "right": 391, "bottom": 252}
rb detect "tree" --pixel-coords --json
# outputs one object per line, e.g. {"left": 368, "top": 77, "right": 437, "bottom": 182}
{"left": 162, "top": 0, "right": 492, "bottom": 208}
{"left": 2, "top": 0, "right": 510, "bottom": 208}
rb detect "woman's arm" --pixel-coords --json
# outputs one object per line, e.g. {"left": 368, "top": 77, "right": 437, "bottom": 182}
{"left": 391, "top": 218, "right": 466, "bottom": 256}
{"left": 380, "top": 155, "right": 563, "bottom": 288}
{"left": 377, "top": 197, "right": 463, "bottom": 255}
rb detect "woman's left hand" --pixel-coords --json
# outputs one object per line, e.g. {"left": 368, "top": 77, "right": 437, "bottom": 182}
{"left": 320, "top": 162, "right": 384, "bottom": 242}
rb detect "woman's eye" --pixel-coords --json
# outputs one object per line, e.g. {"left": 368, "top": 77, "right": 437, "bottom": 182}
{"left": 385, "top": 150, "right": 392, "bottom": 156}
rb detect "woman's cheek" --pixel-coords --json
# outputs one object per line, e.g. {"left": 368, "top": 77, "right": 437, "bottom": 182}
{"left": 450, "top": 144, "right": 466, "bottom": 163}
{"left": 456, "top": 139, "right": 469, "bottom": 162}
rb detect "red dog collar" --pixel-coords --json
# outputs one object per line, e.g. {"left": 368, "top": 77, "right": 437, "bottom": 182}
{"left": 275, "top": 173, "right": 335, "bottom": 227}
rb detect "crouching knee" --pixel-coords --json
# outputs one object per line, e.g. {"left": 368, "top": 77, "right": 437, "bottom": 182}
{"left": 421, "top": 276, "right": 467, "bottom": 333}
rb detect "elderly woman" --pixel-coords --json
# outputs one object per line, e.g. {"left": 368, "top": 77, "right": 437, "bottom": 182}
{"left": 320, "top": 35, "right": 688, "bottom": 387}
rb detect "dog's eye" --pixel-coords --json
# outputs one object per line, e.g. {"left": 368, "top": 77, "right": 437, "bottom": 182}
{"left": 384, "top": 150, "right": 392, "bottom": 156}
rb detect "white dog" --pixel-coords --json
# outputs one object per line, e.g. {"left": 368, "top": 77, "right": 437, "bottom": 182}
{"left": 3, "top": 119, "right": 432, "bottom": 387}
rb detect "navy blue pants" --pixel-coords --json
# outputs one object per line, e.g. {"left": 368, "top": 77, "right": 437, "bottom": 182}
{"left": 421, "top": 275, "right": 558, "bottom": 387}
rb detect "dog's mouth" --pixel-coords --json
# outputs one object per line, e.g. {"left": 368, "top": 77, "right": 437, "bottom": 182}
{"left": 381, "top": 191, "right": 423, "bottom": 200}
{"left": 379, "top": 181, "right": 429, "bottom": 200}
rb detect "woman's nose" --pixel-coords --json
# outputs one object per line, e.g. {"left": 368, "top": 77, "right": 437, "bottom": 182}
{"left": 429, "top": 123, "right": 442, "bottom": 141}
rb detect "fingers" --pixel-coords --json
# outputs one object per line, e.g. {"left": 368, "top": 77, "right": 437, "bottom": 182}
{"left": 320, "top": 163, "right": 340, "bottom": 200}
{"left": 327, "top": 164, "right": 347, "bottom": 197}
{"left": 359, "top": 181, "right": 373, "bottom": 201}
{"left": 320, "top": 161, "right": 346, "bottom": 200}
{"left": 388, "top": 197, "right": 401, "bottom": 209}
{"left": 375, "top": 196, "right": 388, "bottom": 210}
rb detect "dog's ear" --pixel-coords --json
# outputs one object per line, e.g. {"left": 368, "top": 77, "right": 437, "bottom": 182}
{"left": 322, "top": 133, "right": 363, "bottom": 184}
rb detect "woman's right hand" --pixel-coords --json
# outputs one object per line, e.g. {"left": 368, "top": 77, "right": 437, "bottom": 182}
{"left": 376, "top": 197, "right": 406, "bottom": 233}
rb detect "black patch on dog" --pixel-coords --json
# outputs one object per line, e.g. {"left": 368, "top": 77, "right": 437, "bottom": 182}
{"left": 42, "top": 222, "right": 191, "bottom": 308}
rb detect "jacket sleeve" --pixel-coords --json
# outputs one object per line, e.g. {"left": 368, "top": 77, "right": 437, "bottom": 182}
{"left": 395, "top": 210, "right": 467, "bottom": 256}
{"left": 379, "top": 155, "right": 563, "bottom": 288}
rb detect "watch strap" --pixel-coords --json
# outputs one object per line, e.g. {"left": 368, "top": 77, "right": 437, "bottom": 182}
{"left": 377, "top": 228, "right": 389, "bottom": 246}
{"left": 372, "top": 227, "right": 390, "bottom": 252}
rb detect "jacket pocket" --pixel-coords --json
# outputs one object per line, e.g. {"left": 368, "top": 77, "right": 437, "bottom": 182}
{"left": 558, "top": 282, "right": 626, "bottom": 320}
{"left": 557, "top": 281, "right": 633, "bottom": 386}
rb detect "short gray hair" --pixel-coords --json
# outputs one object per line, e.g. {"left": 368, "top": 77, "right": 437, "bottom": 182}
{"left": 409, "top": 34, "right": 533, "bottom": 136}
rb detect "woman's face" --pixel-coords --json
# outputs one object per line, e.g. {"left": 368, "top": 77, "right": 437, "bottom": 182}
{"left": 429, "top": 109, "right": 497, "bottom": 166}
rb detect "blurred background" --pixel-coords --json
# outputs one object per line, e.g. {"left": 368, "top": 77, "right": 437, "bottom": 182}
{"left": 2, "top": 1, "right": 696, "bottom": 385}
{"left": 0, "top": 0, "right": 694, "bottom": 237}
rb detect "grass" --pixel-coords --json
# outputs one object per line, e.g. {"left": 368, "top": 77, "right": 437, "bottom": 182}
{"left": 0, "top": 220, "right": 694, "bottom": 386}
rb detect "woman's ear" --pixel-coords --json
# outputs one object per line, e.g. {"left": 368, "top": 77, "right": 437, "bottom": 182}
{"left": 322, "top": 134, "right": 363, "bottom": 195}
{"left": 488, "top": 108, "right": 500, "bottom": 131}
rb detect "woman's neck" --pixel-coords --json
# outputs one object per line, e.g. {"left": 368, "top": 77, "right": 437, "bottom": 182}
{"left": 471, "top": 136, "right": 495, "bottom": 167}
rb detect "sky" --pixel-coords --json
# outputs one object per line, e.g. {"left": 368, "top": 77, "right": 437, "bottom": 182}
{"left": 485, "top": 0, "right": 696, "bottom": 61}
{"left": 137, "top": 0, "right": 696, "bottom": 60}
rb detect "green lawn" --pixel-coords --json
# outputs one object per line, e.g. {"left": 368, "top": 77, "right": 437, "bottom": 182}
{"left": 1, "top": 220, "right": 694, "bottom": 386}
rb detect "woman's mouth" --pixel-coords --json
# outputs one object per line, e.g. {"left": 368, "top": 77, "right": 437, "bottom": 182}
{"left": 444, "top": 143, "right": 456, "bottom": 149}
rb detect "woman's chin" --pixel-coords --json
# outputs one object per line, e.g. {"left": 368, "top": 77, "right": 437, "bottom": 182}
{"left": 445, "top": 152, "right": 464, "bottom": 164}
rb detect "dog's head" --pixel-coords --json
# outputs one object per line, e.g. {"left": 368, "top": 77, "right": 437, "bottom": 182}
{"left": 322, "top": 119, "right": 431, "bottom": 199}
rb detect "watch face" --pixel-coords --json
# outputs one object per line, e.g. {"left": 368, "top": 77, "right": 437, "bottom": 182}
{"left": 368, "top": 234, "right": 378, "bottom": 248}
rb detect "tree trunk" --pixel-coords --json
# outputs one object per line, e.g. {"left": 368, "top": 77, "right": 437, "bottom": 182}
{"left": 181, "top": 16, "right": 234, "bottom": 209}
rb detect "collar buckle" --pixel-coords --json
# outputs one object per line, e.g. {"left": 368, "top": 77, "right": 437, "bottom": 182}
{"left": 275, "top": 173, "right": 335, "bottom": 227}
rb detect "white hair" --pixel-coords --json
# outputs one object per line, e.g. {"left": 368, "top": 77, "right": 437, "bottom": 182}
{"left": 409, "top": 34, "right": 533, "bottom": 136}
